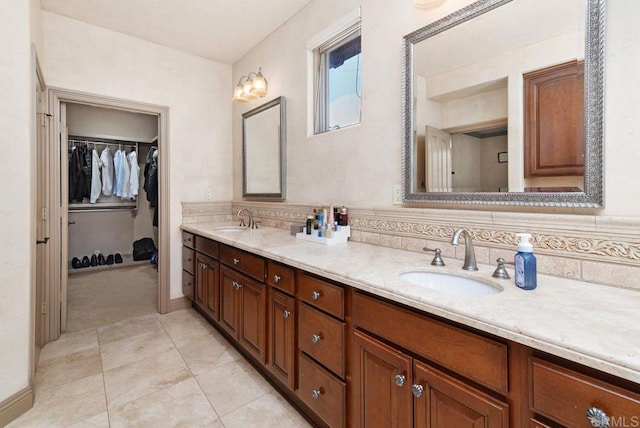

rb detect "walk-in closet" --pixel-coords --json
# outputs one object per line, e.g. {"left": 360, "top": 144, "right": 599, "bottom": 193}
{"left": 64, "top": 103, "right": 160, "bottom": 332}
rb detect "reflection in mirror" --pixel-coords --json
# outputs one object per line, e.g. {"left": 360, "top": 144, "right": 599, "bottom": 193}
{"left": 243, "top": 96, "right": 286, "bottom": 199}
{"left": 403, "top": 0, "right": 605, "bottom": 206}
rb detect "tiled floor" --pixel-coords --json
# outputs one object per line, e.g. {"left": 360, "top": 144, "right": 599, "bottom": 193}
{"left": 8, "top": 309, "right": 311, "bottom": 428}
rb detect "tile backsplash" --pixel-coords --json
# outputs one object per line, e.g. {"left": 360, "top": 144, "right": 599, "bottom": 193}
{"left": 182, "top": 201, "right": 640, "bottom": 291}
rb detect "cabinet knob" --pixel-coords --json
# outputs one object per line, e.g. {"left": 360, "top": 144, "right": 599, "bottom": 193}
{"left": 311, "top": 291, "right": 321, "bottom": 300}
{"left": 232, "top": 280, "right": 242, "bottom": 290}
{"left": 587, "top": 407, "right": 610, "bottom": 428}
{"left": 283, "top": 309, "right": 291, "bottom": 319}
{"left": 411, "top": 384, "right": 424, "bottom": 398}
{"left": 311, "top": 389, "right": 322, "bottom": 400}
{"left": 311, "top": 333, "right": 321, "bottom": 344}
{"left": 394, "top": 374, "right": 406, "bottom": 387}
{"left": 233, "top": 258, "right": 240, "bottom": 265}
{"left": 273, "top": 274, "right": 281, "bottom": 283}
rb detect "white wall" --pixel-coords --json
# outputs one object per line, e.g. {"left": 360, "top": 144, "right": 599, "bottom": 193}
{"left": 232, "top": 0, "right": 640, "bottom": 216}
{"left": 66, "top": 103, "right": 158, "bottom": 142}
{"left": 41, "top": 11, "right": 233, "bottom": 300}
{"left": 0, "top": 0, "right": 34, "bottom": 404}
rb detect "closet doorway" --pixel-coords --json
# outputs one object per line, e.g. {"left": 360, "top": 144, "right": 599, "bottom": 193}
{"left": 47, "top": 88, "right": 170, "bottom": 341}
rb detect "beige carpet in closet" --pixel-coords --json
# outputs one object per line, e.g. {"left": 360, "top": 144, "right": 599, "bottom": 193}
{"left": 66, "top": 265, "right": 158, "bottom": 333}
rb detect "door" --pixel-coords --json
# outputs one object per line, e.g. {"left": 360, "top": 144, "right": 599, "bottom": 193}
{"left": 238, "top": 275, "right": 266, "bottom": 363}
{"left": 351, "top": 330, "right": 412, "bottom": 428}
{"left": 425, "top": 126, "right": 452, "bottom": 192}
{"left": 200, "top": 254, "right": 219, "bottom": 321}
{"left": 268, "top": 288, "right": 295, "bottom": 388}
{"left": 220, "top": 265, "right": 240, "bottom": 337}
{"left": 34, "top": 53, "right": 49, "bottom": 359}
{"left": 413, "top": 359, "right": 509, "bottom": 428}
{"left": 59, "top": 102, "right": 69, "bottom": 332}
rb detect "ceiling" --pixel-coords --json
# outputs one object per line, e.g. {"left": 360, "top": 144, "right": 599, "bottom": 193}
{"left": 41, "top": 0, "right": 312, "bottom": 64}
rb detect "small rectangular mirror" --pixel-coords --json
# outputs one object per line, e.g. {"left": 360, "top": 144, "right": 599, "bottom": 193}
{"left": 243, "top": 96, "right": 286, "bottom": 200}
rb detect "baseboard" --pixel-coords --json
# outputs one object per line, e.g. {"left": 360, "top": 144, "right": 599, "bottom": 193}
{"left": 0, "top": 386, "right": 33, "bottom": 427}
{"left": 169, "top": 296, "right": 191, "bottom": 312}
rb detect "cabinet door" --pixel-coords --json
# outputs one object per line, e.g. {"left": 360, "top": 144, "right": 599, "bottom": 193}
{"left": 351, "top": 330, "right": 412, "bottom": 428}
{"left": 203, "top": 257, "right": 219, "bottom": 321}
{"left": 268, "top": 289, "right": 295, "bottom": 389}
{"left": 219, "top": 265, "right": 240, "bottom": 338}
{"left": 194, "top": 253, "right": 208, "bottom": 308}
{"left": 413, "top": 359, "right": 509, "bottom": 428}
{"left": 524, "top": 60, "right": 584, "bottom": 178}
{"left": 238, "top": 275, "right": 266, "bottom": 363}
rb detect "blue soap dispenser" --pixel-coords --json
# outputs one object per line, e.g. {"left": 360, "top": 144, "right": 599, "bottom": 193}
{"left": 514, "top": 233, "right": 537, "bottom": 290}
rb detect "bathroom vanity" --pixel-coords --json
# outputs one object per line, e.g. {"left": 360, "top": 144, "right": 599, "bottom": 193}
{"left": 181, "top": 224, "right": 640, "bottom": 428}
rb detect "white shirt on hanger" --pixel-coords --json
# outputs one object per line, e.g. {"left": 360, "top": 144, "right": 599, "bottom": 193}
{"left": 119, "top": 149, "right": 132, "bottom": 200}
{"left": 128, "top": 150, "right": 140, "bottom": 198}
{"left": 100, "top": 147, "right": 114, "bottom": 196}
{"left": 90, "top": 148, "right": 102, "bottom": 203}
{"left": 114, "top": 149, "right": 124, "bottom": 197}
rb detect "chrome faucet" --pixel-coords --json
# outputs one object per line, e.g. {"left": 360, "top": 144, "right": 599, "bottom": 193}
{"left": 451, "top": 228, "right": 478, "bottom": 271}
{"left": 237, "top": 208, "right": 258, "bottom": 229}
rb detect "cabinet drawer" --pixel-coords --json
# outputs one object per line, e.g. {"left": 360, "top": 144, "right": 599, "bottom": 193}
{"left": 182, "top": 271, "right": 194, "bottom": 301}
{"left": 353, "top": 292, "right": 508, "bottom": 394}
{"left": 298, "top": 272, "right": 344, "bottom": 320}
{"left": 182, "top": 247, "right": 195, "bottom": 274}
{"left": 195, "top": 236, "right": 219, "bottom": 259}
{"left": 298, "top": 351, "right": 345, "bottom": 428}
{"left": 220, "top": 244, "right": 265, "bottom": 282}
{"left": 267, "top": 260, "right": 295, "bottom": 295}
{"left": 299, "top": 303, "right": 345, "bottom": 378}
{"left": 182, "top": 231, "right": 195, "bottom": 249}
{"left": 530, "top": 357, "right": 640, "bottom": 427}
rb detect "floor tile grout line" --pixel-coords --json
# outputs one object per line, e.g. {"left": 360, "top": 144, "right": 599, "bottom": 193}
{"left": 96, "top": 326, "right": 113, "bottom": 428}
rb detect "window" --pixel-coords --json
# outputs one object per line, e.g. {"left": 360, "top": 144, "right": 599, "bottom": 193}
{"left": 312, "top": 20, "right": 361, "bottom": 134}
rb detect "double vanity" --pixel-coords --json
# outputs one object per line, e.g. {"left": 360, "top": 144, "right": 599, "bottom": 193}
{"left": 181, "top": 221, "right": 640, "bottom": 427}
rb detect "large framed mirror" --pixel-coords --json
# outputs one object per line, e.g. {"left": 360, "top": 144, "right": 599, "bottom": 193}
{"left": 402, "top": 0, "right": 605, "bottom": 207}
{"left": 243, "top": 96, "right": 286, "bottom": 200}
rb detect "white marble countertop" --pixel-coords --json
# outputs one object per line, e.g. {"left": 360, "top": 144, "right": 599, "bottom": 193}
{"left": 181, "top": 222, "right": 640, "bottom": 384}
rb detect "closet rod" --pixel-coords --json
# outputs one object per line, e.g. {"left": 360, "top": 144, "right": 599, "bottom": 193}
{"left": 68, "top": 207, "right": 138, "bottom": 214}
{"left": 68, "top": 139, "right": 138, "bottom": 149}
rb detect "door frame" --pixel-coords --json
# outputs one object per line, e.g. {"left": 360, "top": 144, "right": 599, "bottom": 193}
{"left": 46, "top": 87, "right": 171, "bottom": 342}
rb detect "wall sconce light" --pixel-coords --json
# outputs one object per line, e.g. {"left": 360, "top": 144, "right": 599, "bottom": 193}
{"left": 232, "top": 67, "right": 268, "bottom": 103}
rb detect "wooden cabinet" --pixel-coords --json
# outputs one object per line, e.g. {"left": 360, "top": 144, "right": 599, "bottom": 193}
{"left": 530, "top": 357, "right": 640, "bottom": 427}
{"left": 195, "top": 252, "right": 219, "bottom": 320}
{"left": 352, "top": 330, "right": 508, "bottom": 428}
{"left": 267, "top": 288, "right": 296, "bottom": 389}
{"left": 299, "top": 351, "right": 346, "bottom": 428}
{"left": 181, "top": 232, "right": 195, "bottom": 300}
{"left": 524, "top": 60, "right": 584, "bottom": 178}
{"left": 352, "top": 292, "right": 509, "bottom": 427}
{"left": 219, "top": 264, "right": 267, "bottom": 363}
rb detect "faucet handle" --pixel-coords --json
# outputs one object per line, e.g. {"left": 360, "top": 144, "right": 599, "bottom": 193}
{"left": 239, "top": 218, "right": 246, "bottom": 227}
{"left": 423, "top": 247, "right": 445, "bottom": 266}
{"left": 492, "top": 258, "right": 513, "bottom": 279}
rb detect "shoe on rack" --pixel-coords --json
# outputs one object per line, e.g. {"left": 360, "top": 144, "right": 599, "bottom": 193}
{"left": 98, "top": 254, "right": 106, "bottom": 266}
{"left": 81, "top": 256, "right": 90, "bottom": 268}
{"left": 114, "top": 253, "right": 123, "bottom": 264}
{"left": 71, "top": 257, "right": 82, "bottom": 269}
{"left": 90, "top": 254, "right": 98, "bottom": 267}
{"left": 105, "top": 254, "right": 114, "bottom": 265}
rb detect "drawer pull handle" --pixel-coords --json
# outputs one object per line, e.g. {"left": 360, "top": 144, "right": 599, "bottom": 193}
{"left": 411, "top": 384, "right": 424, "bottom": 398}
{"left": 311, "top": 389, "right": 322, "bottom": 400}
{"left": 311, "top": 333, "right": 321, "bottom": 344}
{"left": 395, "top": 374, "right": 406, "bottom": 387}
{"left": 233, "top": 258, "right": 240, "bottom": 265}
{"left": 273, "top": 274, "right": 281, "bottom": 283}
{"left": 283, "top": 310, "right": 291, "bottom": 319}
{"left": 311, "top": 291, "right": 321, "bottom": 300}
{"left": 587, "top": 407, "right": 610, "bottom": 428}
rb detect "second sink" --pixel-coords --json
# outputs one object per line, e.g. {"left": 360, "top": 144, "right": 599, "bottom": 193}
{"left": 399, "top": 271, "right": 501, "bottom": 295}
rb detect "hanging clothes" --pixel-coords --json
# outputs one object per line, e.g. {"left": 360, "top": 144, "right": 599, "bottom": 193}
{"left": 90, "top": 148, "right": 102, "bottom": 203}
{"left": 143, "top": 147, "right": 159, "bottom": 227}
{"left": 100, "top": 146, "right": 114, "bottom": 196}
{"left": 68, "top": 146, "right": 83, "bottom": 203}
{"left": 113, "top": 149, "right": 124, "bottom": 197}
{"left": 128, "top": 150, "right": 140, "bottom": 198}
{"left": 119, "top": 149, "right": 132, "bottom": 200}
{"left": 82, "top": 144, "right": 92, "bottom": 199}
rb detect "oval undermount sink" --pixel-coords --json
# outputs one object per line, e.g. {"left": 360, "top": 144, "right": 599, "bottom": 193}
{"left": 213, "top": 227, "right": 248, "bottom": 232}
{"left": 399, "top": 271, "right": 502, "bottom": 295}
